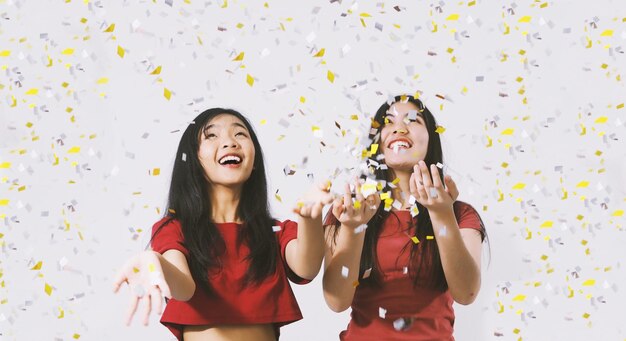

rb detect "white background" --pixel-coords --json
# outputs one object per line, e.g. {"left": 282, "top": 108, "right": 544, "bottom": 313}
{"left": 1, "top": 0, "right": 625, "bottom": 340}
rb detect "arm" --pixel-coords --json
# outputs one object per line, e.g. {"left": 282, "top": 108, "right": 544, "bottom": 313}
{"left": 410, "top": 161, "right": 482, "bottom": 305}
{"left": 322, "top": 179, "right": 380, "bottom": 312}
{"left": 286, "top": 181, "right": 335, "bottom": 280}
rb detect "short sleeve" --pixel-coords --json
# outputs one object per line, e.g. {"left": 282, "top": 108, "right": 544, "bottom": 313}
{"left": 150, "top": 217, "right": 190, "bottom": 258}
{"left": 454, "top": 202, "right": 486, "bottom": 241}
{"left": 275, "top": 219, "right": 311, "bottom": 285}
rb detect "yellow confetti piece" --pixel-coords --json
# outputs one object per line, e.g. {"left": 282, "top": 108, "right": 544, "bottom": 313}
{"left": 501, "top": 128, "right": 514, "bottom": 135}
{"left": 353, "top": 200, "right": 361, "bottom": 209}
{"left": 31, "top": 261, "right": 42, "bottom": 270}
{"left": 232, "top": 52, "right": 244, "bottom": 61}
{"left": 103, "top": 23, "right": 115, "bottom": 32}
{"left": 411, "top": 236, "right": 420, "bottom": 244}
{"left": 582, "top": 312, "right": 590, "bottom": 319}
{"left": 426, "top": 235, "right": 434, "bottom": 240}
{"left": 360, "top": 12, "right": 372, "bottom": 17}
{"left": 67, "top": 146, "right": 80, "bottom": 154}
{"left": 246, "top": 74, "right": 254, "bottom": 87}
{"left": 582, "top": 279, "right": 595, "bottom": 286}
{"left": 152, "top": 168, "right": 160, "bottom": 176}
{"left": 512, "top": 294, "right": 526, "bottom": 302}
{"left": 540, "top": 221, "right": 553, "bottom": 228}
{"left": 300, "top": 96, "right": 306, "bottom": 103}
{"left": 61, "top": 48, "right": 75, "bottom": 55}
{"left": 576, "top": 181, "right": 589, "bottom": 188}
{"left": 435, "top": 126, "right": 446, "bottom": 134}
{"left": 117, "top": 45, "right": 125, "bottom": 58}
{"left": 96, "top": 77, "right": 108, "bottom": 84}
{"left": 57, "top": 307, "right": 65, "bottom": 319}
{"left": 150, "top": 66, "right": 162, "bottom": 75}
{"left": 164, "top": 88, "right": 172, "bottom": 100}
{"left": 512, "top": 183, "right": 526, "bottom": 190}
{"left": 327, "top": 70, "right": 335, "bottom": 83}
{"left": 313, "top": 48, "right": 325, "bottom": 57}
{"left": 0, "top": 162, "right": 10, "bottom": 169}
{"left": 0, "top": 50, "right": 11, "bottom": 57}
{"left": 446, "top": 14, "right": 460, "bottom": 21}
{"left": 600, "top": 29, "right": 613, "bottom": 37}
{"left": 274, "top": 193, "right": 282, "bottom": 202}
{"left": 612, "top": 209, "right": 624, "bottom": 217}
{"left": 380, "top": 192, "right": 391, "bottom": 200}
{"left": 518, "top": 16, "right": 532, "bottom": 23}
{"left": 148, "top": 263, "right": 156, "bottom": 272}
{"left": 45, "top": 283, "right": 53, "bottom": 296}
{"left": 595, "top": 116, "right": 608, "bottom": 124}
{"left": 132, "top": 267, "right": 140, "bottom": 274}
{"left": 26, "top": 88, "right": 39, "bottom": 95}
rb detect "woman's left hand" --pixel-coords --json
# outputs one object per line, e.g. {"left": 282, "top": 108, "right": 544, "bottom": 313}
{"left": 293, "top": 180, "right": 335, "bottom": 219}
{"left": 409, "top": 160, "right": 457, "bottom": 215}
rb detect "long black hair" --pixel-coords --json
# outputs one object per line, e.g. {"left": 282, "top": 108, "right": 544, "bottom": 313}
{"left": 328, "top": 95, "right": 487, "bottom": 291}
{"left": 151, "top": 108, "right": 277, "bottom": 291}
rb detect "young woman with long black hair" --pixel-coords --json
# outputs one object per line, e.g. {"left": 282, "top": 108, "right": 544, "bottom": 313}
{"left": 323, "top": 95, "right": 488, "bottom": 340}
{"left": 113, "top": 108, "right": 332, "bottom": 341}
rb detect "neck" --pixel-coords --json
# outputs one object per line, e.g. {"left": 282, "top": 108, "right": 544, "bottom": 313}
{"left": 208, "top": 185, "right": 242, "bottom": 223}
{"left": 390, "top": 169, "right": 413, "bottom": 209}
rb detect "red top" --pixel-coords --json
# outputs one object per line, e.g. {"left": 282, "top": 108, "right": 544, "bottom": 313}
{"left": 150, "top": 218, "right": 309, "bottom": 340}
{"left": 336, "top": 202, "right": 484, "bottom": 341}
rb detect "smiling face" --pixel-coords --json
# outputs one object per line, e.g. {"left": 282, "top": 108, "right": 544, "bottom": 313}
{"left": 380, "top": 101, "right": 429, "bottom": 173}
{"left": 197, "top": 113, "right": 256, "bottom": 189}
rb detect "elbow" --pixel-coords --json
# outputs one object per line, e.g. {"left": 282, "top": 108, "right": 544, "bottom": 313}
{"left": 323, "top": 291, "right": 351, "bottom": 313}
{"left": 174, "top": 281, "right": 196, "bottom": 302}
{"left": 453, "top": 291, "right": 479, "bottom": 306}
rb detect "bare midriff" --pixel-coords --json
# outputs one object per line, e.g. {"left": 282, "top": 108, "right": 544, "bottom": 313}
{"left": 183, "top": 324, "right": 275, "bottom": 341}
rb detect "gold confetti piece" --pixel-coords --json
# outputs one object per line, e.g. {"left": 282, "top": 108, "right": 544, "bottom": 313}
{"left": 576, "top": 181, "right": 589, "bottom": 188}
{"left": 540, "top": 2, "right": 548, "bottom": 8}
{"left": 518, "top": 16, "right": 532, "bottom": 23}
{"left": 435, "top": 126, "right": 446, "bottom": 134}
{"left": 595, "top": 116, "right": 608, "bottom": 123}
{"left": 31, "top": 261, "right": 42, "bottom": 270}
{"left": 0, "top": 50, "right": 10, "bottom": 57}
{"left": 600, "top": 29, "right": 613, "bottom": 37}
{"left": 360, "top": 12, "right": 372, "bottom": 17}
{"left": 353, "top": 200, "right": 361, "bottom": 209}
{"left": 57, "top": 307, "right": 65, "bottom": 319}
{"left": 501, "top": 128, "right": 514, "bottom": 135}
{"left": 612, "top": 210, "right": 624, "bottom": 217}
{"left": 73, "top": 333, "right": 80, "bottom": 339}
{"left": 370, "top": 144, "right": 379, "bottom": 154}
{"left": 61, "top": 48, "right": 75, "bottom": 55}
{"left": 148, "top": 263, "right": 156, "bottom": 272}
{"left": 246, "top": 74, "right": 254, "bottom": 87}
{"left": 152, "top": 168, "right": 160, "bottom": 176}
{"left": 300, "top": 96, "right": 306, "bottom": 103}
{"left": 313, "top": 48, "right": 325, "bottom": 57}
{"left": 582, "top": 313, "right": 590, "bottom": 319}
{"left": 274, "top": 193, "right": 282, "bottom": 202}
{"left": 468, "top": 0, "right": 476, "bottom": 5}
{"left": 150, "top": 66, "right": 162, "bottom": 75}
{"left": 117, "top": 45, "right": 125, "bottom": 58}
{"left": 232, "top": 52, "right": 244, "bottom": 61}
{"left": 582, "top": 279, "right": 595, "bottom": 286}
{"left": 512, "top": 294, "right": 526, "bottom": 302}
{"left": 540, "top": 221, "right": 553, "bottom": 228}
{"left": 26, "top": 88, "right": 39, "bottom": 95}
{"left": 96, "top": 77, "right": 108, "bottom": 84}
{"left": 380, "top": 192, "right": 391, "bottom": 200}
{"left": 446, "top": 14, "right": 460, "bottom": 21}
{"left": 260, "top": 119, "right": 267, "bottom": 125}
{"left": 411, "top": 236, "right": 420, "bottom": 244}
{"left": 512, "top": 183, "right": 526, "bottom": 190}
{"left": 164, "top": 88, "right": 172, "bottom": 100}
{"left": 0, "top": 162, "right": 10, "bottom": 169}
{"left": 45, "top": 283, "right": 53, "bottom": 296}
{"left": 103, "top": 23, "right": 115, "bottom": 32}
{"left": 426, "top": 235, "right": 434, "bottom": 240}
{"left": 327, "top": 70, "right": 335, "bottom": 83}
{"left": 67, "top": 146, "right": 80, "bottom": 154}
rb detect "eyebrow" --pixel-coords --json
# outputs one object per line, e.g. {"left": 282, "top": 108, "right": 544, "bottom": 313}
{"left": 203, "top": 122, "right": 249, "bottom": 132}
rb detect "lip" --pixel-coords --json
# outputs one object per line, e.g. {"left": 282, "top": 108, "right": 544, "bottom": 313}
{"left": 386, "top": 138, "right": 413, "bottom": 149}
{"left": 217, "top": 153, "right": 244, "bottom": 167}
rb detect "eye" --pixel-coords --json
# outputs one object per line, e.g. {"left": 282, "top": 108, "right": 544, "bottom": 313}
{"left": 204, "top": 132, "right": 217, "bottom": 139}
{"left": 235, "top": 131, "right": 248, "bottom": 138}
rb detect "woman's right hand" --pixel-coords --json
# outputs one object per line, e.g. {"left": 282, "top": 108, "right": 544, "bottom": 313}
{"left": 112, "top": 250, "right": 171, "bottom": 326}
{"left": 331, "top": 178, "right": 381, "bottom": 230}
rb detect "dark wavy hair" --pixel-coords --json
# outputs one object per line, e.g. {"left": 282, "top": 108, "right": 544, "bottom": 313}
{"left": 150, "top": 108, "right": 277, "bottom": 291}
{"left": 327, "top": 95, "right": 487, "bottom": 291}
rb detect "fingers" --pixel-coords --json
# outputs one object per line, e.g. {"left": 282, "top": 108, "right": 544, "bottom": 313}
{"left": 343, "top": 183, "right": 353, "bottom": 216}
{"left": 419, "top": 161, "right": 433, "bottom": 188}
{"left": 354, "top": 178, "right": 365, "bottom": 203}
{"left": 444, "top": 175, "right": 459, "bottom": 200}
{"left": 413, "top": 165, "right": 428, "bottom": 200}
{"left": 112, "top": 268, "right": 128, "bottom": 293}
{"left": 430, "top": 164, "right": 443, "bottom": 188}
{"left": 331, "top": 198, "right": 344, "bottom": 218}
{"left": 126, "top": 293, "right": 140, "bottom": 326}
{"left": 143, "top": 291, "right": 152, "bottom": 326}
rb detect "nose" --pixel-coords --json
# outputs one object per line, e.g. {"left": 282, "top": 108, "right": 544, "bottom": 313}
{"left": 221, "top": 136, "right": 239, "bottom": 149}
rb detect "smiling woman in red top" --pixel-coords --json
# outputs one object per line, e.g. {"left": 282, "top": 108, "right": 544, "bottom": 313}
{"left": 113, "top": 108, "right": 333, "bottom": 340}
{"left": 323, "top": 95, "right": 488, "bottom": 340}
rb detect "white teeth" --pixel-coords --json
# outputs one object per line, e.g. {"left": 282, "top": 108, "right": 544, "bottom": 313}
{"left": 219, "top": 155, "right": 242, "bottom": 164}
{"left": 389, "top": 141, "right": 410, "bottom": 150}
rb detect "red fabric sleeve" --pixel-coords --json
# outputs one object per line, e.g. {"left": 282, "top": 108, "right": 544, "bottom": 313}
{"left": 150, "top": 217, "right": 190, "bottom": 258}
{"left": 276, "top": 219, "right": 312, "bottom": 285}
{"left": 454, "top": 202, "right": 486, "bottom": 241}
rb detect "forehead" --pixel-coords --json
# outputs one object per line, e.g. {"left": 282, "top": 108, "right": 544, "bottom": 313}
{"left": 204, "top": 113, "right": 248, "bottom": 129}
{"left": 388, "top": 101, "right": 419, "bottom": 115}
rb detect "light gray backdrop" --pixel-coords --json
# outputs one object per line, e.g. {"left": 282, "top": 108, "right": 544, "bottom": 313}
{"left": 1, "top": 0, "right": 625, "bottom": 340}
